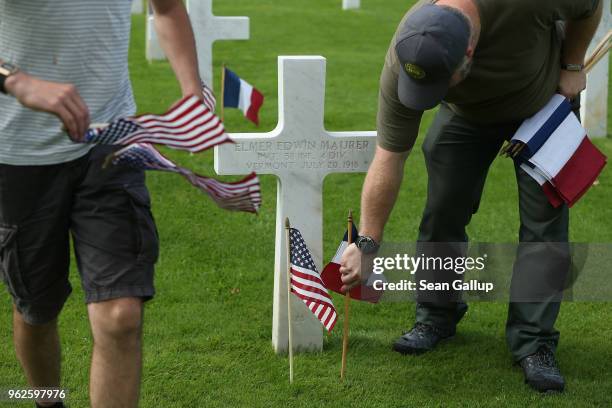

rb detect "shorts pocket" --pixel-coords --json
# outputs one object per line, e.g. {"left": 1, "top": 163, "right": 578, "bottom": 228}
{"left": 0, "top": 225, "right": 30, "bottom": 298}
{"left": 124, "top": 185, "right": 159, "bottom": 264}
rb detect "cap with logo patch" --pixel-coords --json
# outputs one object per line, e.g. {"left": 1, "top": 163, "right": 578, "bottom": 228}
{"left": 395, "top": 4, "right": 471, "bottom": 111}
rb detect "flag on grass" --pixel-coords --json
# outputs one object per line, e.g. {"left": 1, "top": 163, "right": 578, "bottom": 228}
{"left": 84, "top": 94, "right": 230, "bottom": 153}
{"left": 321, "top": 221, "right": 384, "bottom": 303}
{"left": 110, "top": 143, "right": 261, "bottom": 214}
{"left": 223, "top": 67, "right": 264, "bottom": 126}
{"left": 509, "top": 94, "right": 607, "bottom": 208}
{"left": 288, "top": 227, "right": 337, "bottom": 331}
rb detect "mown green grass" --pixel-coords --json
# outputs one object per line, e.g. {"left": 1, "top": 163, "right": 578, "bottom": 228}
{"left": 1, "top": 0, "right": 612, "bottom": 406}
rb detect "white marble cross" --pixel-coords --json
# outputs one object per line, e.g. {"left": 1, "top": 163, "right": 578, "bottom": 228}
{"left": 581, "top": 0, "right": 610, "bottom": 139}
{"left": 146, "top": 0, "right": 249, "bottom": 89}
{"left": 342, "top": 0, "right": 361, "bottom": 10}
{"left": 146, "top": 3, "right": 165, "bottom": 61}
{"left": 131, "top": 0, "right": 143, "bottom": 14}
{"left": 214, "top": 56, "right": 376, "bottom": 353}
{"left": 187, "top": 0, "right": 249, "bottom": 89}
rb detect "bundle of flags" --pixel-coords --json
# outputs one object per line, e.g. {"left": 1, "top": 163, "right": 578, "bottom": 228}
{"left": 82, "top": 85, "right": 261, "bottom": 214}
{"left": 321, "top": 221, "right": 384, "bottom": 303}
{"left": 222, "top": 67, "right": 264, "bottom": 126}
{"left": 288, "top": 227, "right": 337, "bottom": 332}
{"left": 109, "top": 143, "right": 261, "bottom": 213}
{"left": 505, "top": 94, "right": 607, "bottom": 208}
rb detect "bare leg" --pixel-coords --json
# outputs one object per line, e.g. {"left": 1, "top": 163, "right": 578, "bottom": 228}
{"left": 12, "top": 306, "right": 61, "bottom": 407}
{"left": 88, "top": 297, "right": 143, "bottom": 408}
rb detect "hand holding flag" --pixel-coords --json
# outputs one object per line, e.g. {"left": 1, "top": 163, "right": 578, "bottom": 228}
{"left": 503, "top": 94, "right": 607, "bottom": 208}
{"left": 322, "top": 220, "right": 384, "bottom": 303}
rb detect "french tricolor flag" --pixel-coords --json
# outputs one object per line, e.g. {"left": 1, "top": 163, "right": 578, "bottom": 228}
{"left": 222, "top": 67, "right": 264, "bottom": 126}
{"left": 512, "top": 94, "right": 607, "bottom": 208}
{"left": 321, "top": 221, "right": 385, "bottom": 303}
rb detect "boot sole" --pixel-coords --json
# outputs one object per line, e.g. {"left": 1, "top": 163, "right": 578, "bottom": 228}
{"left": 525, "top": 378, "right": 565, "bottom": 394}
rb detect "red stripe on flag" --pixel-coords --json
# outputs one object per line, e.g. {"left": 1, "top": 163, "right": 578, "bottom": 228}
{"left": 542, "top": 182, "right": 564, "bottom": 208}
{"left": 323, "top": 310, "right": 337, "bottom": 331}
{"left": 290, "top": 288, "right": 335, "bottom": 310}
{"left": 552, "top": 136, "right": 607, "bottom": 207}
{"left": 129, "top": 96, "right": 230, "bottom": 153}
{"left": 245, "top": 88, "right": 264, "bottom": 126}
{"left": 291, "top": 268, "right": 328, "bottom": 286}
{"left": 291, "top": 276, "right": 334, "bottom": 300}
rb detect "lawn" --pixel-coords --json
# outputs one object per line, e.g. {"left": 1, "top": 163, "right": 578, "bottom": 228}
{"left": 1, "top": 0, "right": 612, "bottom": 407}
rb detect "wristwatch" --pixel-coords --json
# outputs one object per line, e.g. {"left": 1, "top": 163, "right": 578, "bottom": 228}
{"left": 561, "top": 63, "right": 584, "bottom": 72}
{"left": 355, "top": 235, "right": 380, "bottom": 254}
{"left": 0, "top": 60, "right": 19, "bottom": 94}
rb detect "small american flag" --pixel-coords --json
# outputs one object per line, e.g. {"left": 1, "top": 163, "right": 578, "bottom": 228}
{"left": 110, "top": 143, "right": 261, "bottom": 213}
{"left": 289, "top": 228, "right": 337, "bottom": 331}
{"left": 85, "top": 94, "right": 230, "bottom": 153}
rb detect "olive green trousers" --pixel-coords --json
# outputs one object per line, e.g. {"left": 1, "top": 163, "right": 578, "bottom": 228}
{"left": 415, "top": 103, "right": 571, "bottom": 361}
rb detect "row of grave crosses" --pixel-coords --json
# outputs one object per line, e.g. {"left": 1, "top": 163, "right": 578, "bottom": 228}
{"left": 142, "top": 0, "right": 360, "bottom": 86}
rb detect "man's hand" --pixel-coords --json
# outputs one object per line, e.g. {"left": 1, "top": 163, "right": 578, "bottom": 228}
{"left": 168, "top": 89, "right": 205, "bottom": 110}
{"left": 5, "top": 72, "right": 90, "bottom": 141}
{"left": 558, "top": 69, "right": 586, "bottom": 101}
{"left": 340, "top": 243, "right": 362, "bottom": 293}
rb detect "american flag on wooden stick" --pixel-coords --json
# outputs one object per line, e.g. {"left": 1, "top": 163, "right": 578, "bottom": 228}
{"left": 84, "top": 94, "right": 230, "bottom": 153}
{"left": 288, "top": 227, "right": 337, "bottom": 331}
{"left": 109, "top": 143, "right": 261, "bottom": 213}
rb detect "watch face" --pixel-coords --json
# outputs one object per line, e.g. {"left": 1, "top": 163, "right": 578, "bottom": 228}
{"left": 357, "top": 236, "right": 379, "bottom": 254}
{"left": 356, "top": 236, "right": 367, "bottom": 248}
{"left": 563, "top": 64, "right": 583, "bottom": 72}
{"left": 0, "top": 62, "right": 18, "bottom": 76}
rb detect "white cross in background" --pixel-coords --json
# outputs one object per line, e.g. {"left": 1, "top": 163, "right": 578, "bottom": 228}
{"left": 146, "top": 0, "right": 249, "bottom": 89}
{"left": 131, "top": 0, "right": 143, "bottom": 15}
{"left": 145, "top": 3, "right": 165, "bottom": 61}
{"left": 581, "top": 0, "right": 611, "bottom": 138}
{"left": 215, "top": 56, "right": 376, "bottom": 353}
{"left": 342, "top": 0, "right": 361, "bottom": 10}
